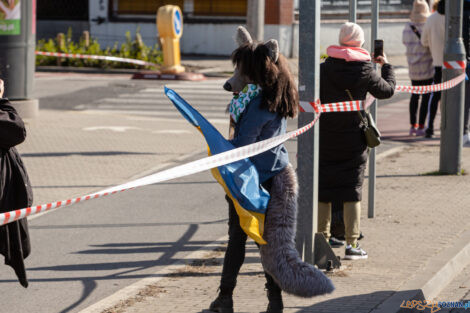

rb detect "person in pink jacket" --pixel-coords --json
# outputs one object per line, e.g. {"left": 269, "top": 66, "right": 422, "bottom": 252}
{"left": 402, "top": 0, "right": 434, "bottom": 136}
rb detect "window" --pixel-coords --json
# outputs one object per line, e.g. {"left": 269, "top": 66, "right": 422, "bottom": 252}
{"left": 113, "top": 0, "right": 184, "bottom": 16}
{"left": 37, "top": 0, "right": 89, "bottom": 20}
{"left": 193, "top": 0, "right": 246, "bottom": 16}
{"left": 112, "top": 0, "right": 246, "bottom": 18}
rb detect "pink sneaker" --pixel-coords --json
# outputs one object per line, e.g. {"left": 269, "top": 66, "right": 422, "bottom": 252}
{"left": 409, "top": 127, "right": 417, "bottom": 136}
{"left": 416, "top": 128, "right": 426, "bottom": 136}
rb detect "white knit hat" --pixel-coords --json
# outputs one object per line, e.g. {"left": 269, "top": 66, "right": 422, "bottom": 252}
{"left": 339, "top": 22, "right": 365, "bottom": 47}
{"left": 410, "top": 0, "right": 430, "bottom": 23}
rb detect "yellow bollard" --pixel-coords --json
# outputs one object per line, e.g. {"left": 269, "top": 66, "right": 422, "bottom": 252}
{"left": 157, "top": 5, "right": 185, "bottom": 74}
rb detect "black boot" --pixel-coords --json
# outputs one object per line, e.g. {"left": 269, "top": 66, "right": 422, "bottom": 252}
{"left": 265, "top": 283, "right": 283, "bottom": 313}
{"left": 208, "top": 292, "right": 234, "bottom": 313}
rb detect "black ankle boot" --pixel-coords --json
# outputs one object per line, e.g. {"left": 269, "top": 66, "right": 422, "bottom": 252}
{"left": 265, "top": 284, "right": 283, "bottom": 313}
{"left": 208, "top": 293, "right": 234, "bottom": 313}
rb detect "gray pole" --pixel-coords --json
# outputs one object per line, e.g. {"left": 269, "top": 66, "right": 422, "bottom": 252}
{"left": 296, "top": 0, "right": 320, "bottom": 263}
{"left": 349, "top": 0, "right": 357, "bottom": 23}
{"left": 247, "top": 0, "right": 265, "bottom": 41}
{"left": 440, "top": 0, "right": 465, "bottom": 174}
{"left": 0, "top": 0, "right": 38, "bottom": 118}
{"left": 368, "top": 0, "right": 379, "bottom": 218}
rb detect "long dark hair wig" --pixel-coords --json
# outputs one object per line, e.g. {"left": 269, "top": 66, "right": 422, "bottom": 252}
{"left": 231, "top": 43, "right": 299, "bottom": 118}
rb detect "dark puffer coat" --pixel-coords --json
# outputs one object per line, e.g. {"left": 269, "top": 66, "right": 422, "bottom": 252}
{"left": 0, "top": 99, "right": 32, "bottom": 287}
{"left": 319, "top": 57, "right": 396, "bottom": 202}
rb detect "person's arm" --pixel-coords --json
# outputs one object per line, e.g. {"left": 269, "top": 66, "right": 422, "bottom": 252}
{"left": 421, "top": 20, "right": 430, "bottom": 48}
{"left": 367, "top": 56, "right": 396, "bottom": 99}
{"left": 229, "top": 99, "right": 271, "bottom": 148}
{"left": 0, "top": 80, "right": 27, "bottom": 149}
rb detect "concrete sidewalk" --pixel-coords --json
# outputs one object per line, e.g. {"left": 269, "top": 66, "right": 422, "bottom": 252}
{"left": 78, "top": 76, "right": 470, "bottom": 312}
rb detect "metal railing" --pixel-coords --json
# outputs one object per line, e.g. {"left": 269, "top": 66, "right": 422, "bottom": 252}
{"left": 320, "top": 0, "right": 413, "bottom": 19}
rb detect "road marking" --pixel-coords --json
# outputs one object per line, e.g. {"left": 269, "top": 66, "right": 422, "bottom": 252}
{"left": 152, "top": 129, "right": 192, "bottom": 134}
{"left": 83, "top": 126, "right": 142, "bottom": 132}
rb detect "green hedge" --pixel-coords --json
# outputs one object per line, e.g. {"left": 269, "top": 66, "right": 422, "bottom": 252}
{"left": 36, "top": 28, "right": 163, "bottom": 69}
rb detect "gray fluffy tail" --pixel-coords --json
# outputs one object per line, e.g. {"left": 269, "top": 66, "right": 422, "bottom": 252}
{"left": 260, "top": 165, "right": 335, "bottom": 297}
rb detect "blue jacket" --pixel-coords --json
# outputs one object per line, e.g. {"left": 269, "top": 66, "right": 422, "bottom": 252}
{"left": 229, "top": 93, "right": 289, "bottom": 183}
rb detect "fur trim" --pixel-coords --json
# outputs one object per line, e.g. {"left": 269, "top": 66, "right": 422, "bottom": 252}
{"left": 264, "top": 39, "right": 280, "bottom": 63}
{"left": 236, "top": 26, "right": 253, "bottom": 46}
{"left": 260, "top": 164, "right": 335, "bottom": 297}
{"left": 327, "top": 45, "right": 371, "bottom": 62}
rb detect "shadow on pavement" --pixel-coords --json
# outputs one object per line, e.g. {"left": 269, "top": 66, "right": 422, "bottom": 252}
{"left": 0, "top": 223, "right": 261, "bottom": 313}
{"left": 21, "top": 151, "right": 157, "bottom": 157}
{"left": 0, "top": 223, "right": 222, "bottom": 312}
{"left": 290, "top": 289, "right": 439, "bottom": 313}
{"left": 29, "top": 218, "right": 227, "bottom": 229}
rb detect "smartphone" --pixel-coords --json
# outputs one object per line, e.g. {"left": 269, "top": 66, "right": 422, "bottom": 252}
{"left": 374, "top": 39, "right": 384, "bottom": 58}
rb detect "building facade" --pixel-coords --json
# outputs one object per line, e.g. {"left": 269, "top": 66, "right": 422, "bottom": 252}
{"left": 37, "top": 0, "right": 419, "bottom": 57}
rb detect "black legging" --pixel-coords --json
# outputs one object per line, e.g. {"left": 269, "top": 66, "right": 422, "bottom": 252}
{"left": 410, "top": 78, "right": 434, "bottom": 126}
{"left": 427, "top": 67, "right": 442, "bottom": 131}
{"left": 219, "top": 181, "right": 281, "bottom": 295}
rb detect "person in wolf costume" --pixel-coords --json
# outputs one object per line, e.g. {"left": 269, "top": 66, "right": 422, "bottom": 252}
{"left": 208, "top": 26, "right": 334, "bottom": 313}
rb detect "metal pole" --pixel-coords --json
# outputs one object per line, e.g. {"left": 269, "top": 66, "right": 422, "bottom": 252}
{"left": 440, "top": 0, "right": 465, "bottom": 174}
{"left": 296, "top": 0, "right": 320, "bottom": 264}
{"left": 247, "top": 0, "right": 265, "bottom": 41}
{"left": 349, "top": 0, "right": 357, "bottom": 23}
{"left": 368, "top": 0, "right": 379, "bottom": 218}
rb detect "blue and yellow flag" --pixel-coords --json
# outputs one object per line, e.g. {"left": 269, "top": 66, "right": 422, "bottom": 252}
{"left": 165, "top": 87, "right": 270, "bottom": 244}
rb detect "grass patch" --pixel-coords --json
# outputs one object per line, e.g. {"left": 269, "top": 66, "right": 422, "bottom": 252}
{"left": 37, "top": 27, "right": 162, "bottom": 70}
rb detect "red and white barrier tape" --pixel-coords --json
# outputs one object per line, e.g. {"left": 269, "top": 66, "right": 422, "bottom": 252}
{"left": 299, "top": 99, "right": 363, "bottom": 113}
{"left": 301, "top": 61, "right": 466, "bottom": 111}
{"left": 4, "top": 59, "right": 466, "bottom": 225}
{"left": 443, "top": 60, "right": 466, "bottom": 70}
{"left": 35, "top": 51, "right": 158, "bottom": 68}
{"left": 300, "top": 72, "right": 465, "bottom": 113}
{"left": 395, "top": 72, "right": 466, "bottom": 94}
{"left": 0, "top": 105, "right": 322, "bottom": 226}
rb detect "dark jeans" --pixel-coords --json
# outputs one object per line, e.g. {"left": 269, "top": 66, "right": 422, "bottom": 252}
{"left": 219, "top": 179, "right": 281, "bottom": 295}
{"left": 427, "top": 67, "right": 442, "bottom": 131}
{"left": 410, "top": 78, "right": 434, "bottom": 126}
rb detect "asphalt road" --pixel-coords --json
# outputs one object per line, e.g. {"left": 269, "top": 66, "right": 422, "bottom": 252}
{"left": 1, "top": 170, "right": 232, "bottom": 313}
{"left": 1, "top": 74, "right": 237, "bottom": 313}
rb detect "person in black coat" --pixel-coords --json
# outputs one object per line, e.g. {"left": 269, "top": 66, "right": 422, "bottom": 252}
{"left": 0, "top": 79, "right": 32, "bottom": 287}
{"left": 319, "top": 22, "right": 396, "bottom": 260}
{"left": 463, "top": 0, "right": 470, "bottom": 146}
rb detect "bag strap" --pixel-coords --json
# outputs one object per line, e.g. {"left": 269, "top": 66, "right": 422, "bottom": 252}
{"left": 410, "top": 24, "right": 421, "bottom": 40}
{"left": 345, "top": 89, "right": 368, "bottom": 127}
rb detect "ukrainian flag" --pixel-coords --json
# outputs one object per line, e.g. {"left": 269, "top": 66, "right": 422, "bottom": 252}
{"left": 165, "top": 87, "right": 269, "bottom": 244}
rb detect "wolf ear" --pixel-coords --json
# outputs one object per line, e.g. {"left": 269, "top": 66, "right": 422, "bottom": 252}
{"left": 236, "top": 26, "right": 253, "bottom": 46}
{"left": 264, "top": 39, "right": 279, "bottom": 63}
